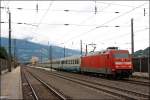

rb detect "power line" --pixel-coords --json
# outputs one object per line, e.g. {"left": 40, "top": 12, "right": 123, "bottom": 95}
{"left": 31, "top": 1, "right": 53, "bottom": 39}
{"left": 97, "top": 1, "right": 149, "bottom": 9}
{"left": 62, "top": 2, "right": 147, "bottom": 44}
{"left": 98, "top": 28, "right": 149, "bottom": 43}
{"left": 35, "top": 1, "right": 53, "bottom": 28}
{"left": 56, "top": 1, "right": 113, "bottom": 42}
{"left": 55, "top": 14, "right": 96, "bottom": 42}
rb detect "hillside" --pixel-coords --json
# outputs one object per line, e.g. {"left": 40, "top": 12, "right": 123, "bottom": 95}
{"left": 133, "top": 47, "right": 149, "bottom": 57}
{"left": 1, "top": 37, "right": 149, "bottom": 63}
{"left": 1, "top": 37, "right": 80, "bottom": 63}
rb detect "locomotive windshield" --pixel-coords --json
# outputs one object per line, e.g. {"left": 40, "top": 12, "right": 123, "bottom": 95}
{"left": 113, "top": 53, "right": 129, "bottom": 58}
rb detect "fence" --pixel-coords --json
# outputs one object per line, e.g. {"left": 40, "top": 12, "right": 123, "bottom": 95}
{"left": 0, "top": 58, "right": 8, "bottom": 74}
{"left": 132, "top": 57, "right": 150, "bottom": 72}
{"left": 0, "top": 58, "right": 19, "bottom": 74}
{"left": 0, "top": 58, "right": 8, "bottom": 71}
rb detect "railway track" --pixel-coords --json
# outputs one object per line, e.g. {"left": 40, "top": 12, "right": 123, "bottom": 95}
{"left": 46, "top": 72, "right": 149, "bottom": 100}
{"left": 23, "top": 68, "right": 68, "bottom": 100}
{"left": 81, "top": 72, "right": 150, "bottom": 87}
{"left": 122, "top": 79, "right": 150, "bottom": 86}
{"left": 23, "top": 70, "right": 38, "bottom": 100}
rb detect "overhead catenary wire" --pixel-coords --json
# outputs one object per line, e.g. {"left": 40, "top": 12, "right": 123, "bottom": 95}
{"left": 55, "top": 2, "right": 113, "bottom": 42}
{"left": 116, "top": 38, "right": 149, "bottom": 47}
{"left": 35, "top": 1, "right": 53, "bottom": 28}
{"left": 1, "top": 1, "right": 148, "bottom": 52}
{"left": 97, "top": 28, "right": 149, "bottom": 43}
{"left": 97, "top": 1, "right": 149, "bottom": 9}
{"left": 62, "top": 2, "right": 147, "bottom": 44}
{"left": 30, "top": 1, "right": 53, "bottom": 40}
{"left": 0, "top": 7, "right": 121, "bottom": 14}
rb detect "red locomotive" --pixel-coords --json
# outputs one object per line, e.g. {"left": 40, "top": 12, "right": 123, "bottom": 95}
{"left": 50, "top": 47, "right": 133, "bottom": 78}
{"left": 80, "top": 47, "right": 133, "bottom": 78}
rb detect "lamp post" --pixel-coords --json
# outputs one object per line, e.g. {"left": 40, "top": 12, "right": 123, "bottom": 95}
{"left": 8, "top": 10, "right": 12, "bottom": 72}
{"left": 50, "top": 45, "right": 52, "bottom": 71}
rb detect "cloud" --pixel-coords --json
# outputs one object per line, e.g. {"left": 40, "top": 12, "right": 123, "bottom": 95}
{"left": 1, "top": 1, "right": 149, "bottom": 52}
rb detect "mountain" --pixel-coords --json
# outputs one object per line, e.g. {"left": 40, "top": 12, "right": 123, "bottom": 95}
{"left": 1, "top": 37, "right": 149, "bottom": 63}
{"left": 1, "top": 37, "right": 81, "bottom": 63}
{"left": 133, "top": 47, "right": 150, "bottom": 57}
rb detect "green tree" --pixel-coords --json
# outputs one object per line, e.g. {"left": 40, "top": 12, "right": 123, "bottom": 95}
{"left": 0, "top": 47, "right": 8, "bottom": 59}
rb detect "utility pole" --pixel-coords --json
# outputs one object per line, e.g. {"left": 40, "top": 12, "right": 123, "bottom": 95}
{"left": 13, "top": 39, "right": 16, "bottom": 68}
{"left": 64, "top": 46, "right": 65, "bottom": 58}
{"left": 85, "top": 44, "right": 88, "bottom": 56}
{"left": 0, "top": 31, "right": 1, "bottom": 48}
{"left": 80, "top": 40, "right": 82, "bottom": 56}
{"left": 50, "top": 45, "right": 52, "bottom": 71}
{"left": 94, "top": 0, "right": 97, "bottom": 14}
{"left": 131, "top": 18, "right": 134, "bottom": 56}
{"left": 8, "top": 11, "right": 11, "bottom": 72}
{"left": 48, "top": 42, "right": 50, "bottom": 62}
{"left": 0, "top": 14, "right": 1, "bottom": 74}
{"left": 40, "top": 49, "right": 43, "bottom": 63}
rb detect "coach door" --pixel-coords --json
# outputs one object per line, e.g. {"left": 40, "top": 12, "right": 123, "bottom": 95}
{"left": 106, "top": 54, "right": 111, "bottom": 74}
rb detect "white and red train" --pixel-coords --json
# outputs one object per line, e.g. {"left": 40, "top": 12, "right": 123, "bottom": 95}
{"left": 43, "top": 47, "right": 133, "bottom": 78}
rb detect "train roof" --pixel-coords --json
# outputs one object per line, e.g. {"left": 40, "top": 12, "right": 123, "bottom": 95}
{"left": 82, "top": 49, "right": 129, "bottom": 57}
{"left": 60, "top": 55, "right": 81, "bottom": 60}
{"left": 51, "top": 55, "right": 81, "bottom": 61}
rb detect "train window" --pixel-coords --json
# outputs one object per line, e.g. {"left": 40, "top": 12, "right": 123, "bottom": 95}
{"left": 76, "top": 60, "right": 79, "bottom": 64}
{"left": 77, "top": 59, "right": 78, "bottom": 64}
{"left": 113, "top": 53, "right": 129, "bottom": 58}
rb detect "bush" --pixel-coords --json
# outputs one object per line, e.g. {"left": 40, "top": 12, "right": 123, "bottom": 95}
{"left": 0, "top": 47, "right": 8, "bottom": 59}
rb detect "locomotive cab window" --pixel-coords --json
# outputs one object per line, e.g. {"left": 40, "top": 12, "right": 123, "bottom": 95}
{"left": 113, "top": 53, "right": 129, "bottom": 58}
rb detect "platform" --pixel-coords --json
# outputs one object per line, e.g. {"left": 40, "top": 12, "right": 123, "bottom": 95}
{"left": 132, "top": 72, "right": 149, "bottom": 79}
{"left": 0, "top": 66, "right": 23, "bottom": 99}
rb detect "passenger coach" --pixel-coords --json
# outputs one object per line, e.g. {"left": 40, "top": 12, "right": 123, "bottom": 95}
{"left": 51, "top": 47, "right": 133, "bottom": 78}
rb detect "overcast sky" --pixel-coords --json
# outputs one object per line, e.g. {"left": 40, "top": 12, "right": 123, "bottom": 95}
{"left": 1, "top": 1, "right": 149, "bottom": 53}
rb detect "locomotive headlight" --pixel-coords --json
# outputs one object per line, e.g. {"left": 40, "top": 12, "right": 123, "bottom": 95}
{"left": 115, "top": 66, "right": 120, "bottom": 68}
{"left": 128, "top": 65, "right": 132, "bottom": 68}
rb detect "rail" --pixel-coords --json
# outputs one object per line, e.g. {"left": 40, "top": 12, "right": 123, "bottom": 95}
{"left": 122, "top": 79, "right": 150, "bottom": 86}
{"left": 23, "top": 69, "right": 39, "bottom": 100}
{"left": 47, "top": 72, "right": 149, "bottom": 100}
{"left": 24, "top": 68, "right": 68, "bottom": 100}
